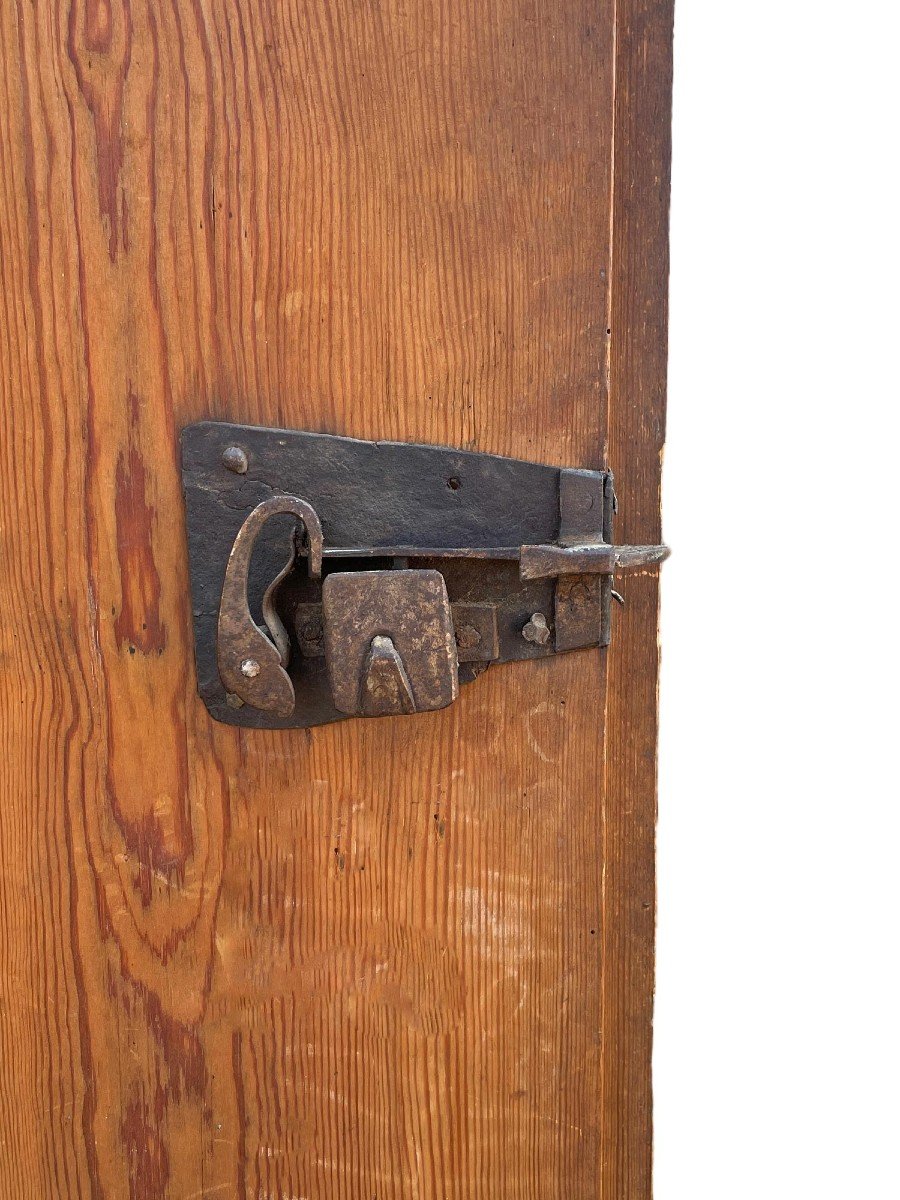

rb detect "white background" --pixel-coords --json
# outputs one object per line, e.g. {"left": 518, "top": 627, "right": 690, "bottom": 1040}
{"left": 657, "top": 1, "right": 899, "bottom": 1194}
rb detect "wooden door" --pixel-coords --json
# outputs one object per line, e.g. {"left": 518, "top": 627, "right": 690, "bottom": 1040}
{"left": 0, "top": 1, "right": 671, "bottom": 1196}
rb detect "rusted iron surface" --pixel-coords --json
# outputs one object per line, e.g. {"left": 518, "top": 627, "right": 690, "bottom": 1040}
{"left": 293, "top": 602, "right": 326, "bottom": 658}
{"left": 450, "top": 602, "right": 500, "bottom": 663}
{"left": 221, "top": 444, "right": 249, "bottom": 474}
{"left": 216, "top": 495, "right": 323, "bottom": 716}
{"left": 182, "top": 423, "right": 581, "bottom": 728}
{"left": 358, "top": 636, "right": 417, "bottom": 717}
{"left": 521, "top": 613, "right": 552, "bottom": 645}
{"left": 292, "top": 600, "right": 500, "bottom": 665}
{"left": 555, "top": 576, "right": 602, "bottom": 652}
{"left": 600, "top": 473, "right": 617, "bottom": 647}
{"left": 519, "top": 542, "right": 669, "bottom": 580}
{"left": 182, "top": 422, "right": 667, "bottom": 729}
{"left": 554, "top": 469, "right": 607, "bottom": 651}
{"left": 323, "top": 570, "right": 459, "bottom": 717}
{"left": 613, "top": 545, "right": 672, "bottom": 571}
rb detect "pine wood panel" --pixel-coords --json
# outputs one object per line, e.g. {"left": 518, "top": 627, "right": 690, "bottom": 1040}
{"left": 600, "top": 2, "right": 673, "bottom": 1192}
{"left": 0, "top": 1, "right": 670, "bottom": 1196}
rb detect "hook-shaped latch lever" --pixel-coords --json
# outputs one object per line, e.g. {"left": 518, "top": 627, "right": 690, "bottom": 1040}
{"left": 217, "top": 495, "right": 323, "bottom": 716}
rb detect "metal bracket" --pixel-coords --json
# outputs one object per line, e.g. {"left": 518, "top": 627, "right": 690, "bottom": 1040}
{"left": 181, "top": 421, "right": 668, "bottom": 729}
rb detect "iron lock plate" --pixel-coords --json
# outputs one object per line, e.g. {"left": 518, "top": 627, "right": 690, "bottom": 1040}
{"left": 180, "top": 421, "right": 667, "bottom": 729}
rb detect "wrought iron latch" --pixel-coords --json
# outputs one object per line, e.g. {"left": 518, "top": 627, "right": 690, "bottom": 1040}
{"left": 181, "top": 422, "right": 668, "bottom": 729}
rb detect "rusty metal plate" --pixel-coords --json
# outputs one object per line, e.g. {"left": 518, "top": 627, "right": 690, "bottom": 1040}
{"left": 322, "top": 570, "right": 459, "bottom": 717}
{"left": 450, "top": 602, "right": 500, "bottom": 663}
{"left": 293, "top": 599, "right": 500, "bottom": 665}
{"left": 554, "top": 576, "right": 602, "bottom": 651}
{"left": 181, "top": 421, "right": 622, "bottom": 728}
{"left": 216, "top": 495, "right": 323, "bottom": 716}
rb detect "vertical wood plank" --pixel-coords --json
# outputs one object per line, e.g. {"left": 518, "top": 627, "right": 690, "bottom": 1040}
{"left": 602, "top": 0, "right": 674, "bottom": 1194}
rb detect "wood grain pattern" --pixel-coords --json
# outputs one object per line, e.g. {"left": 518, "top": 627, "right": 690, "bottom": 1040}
{"left": 0, "top": 1, "right": 669, "bottom": 1196}
{"left": 602, "top": 1, "right": 674, "bottom": 1193}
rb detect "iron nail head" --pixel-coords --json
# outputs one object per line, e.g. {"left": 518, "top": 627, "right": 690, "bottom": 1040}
{"left": 522, "top": 613, "right": 551, "bottom": 645}
{"left": 222, "top": 445, "right": 249, "bottom": 474}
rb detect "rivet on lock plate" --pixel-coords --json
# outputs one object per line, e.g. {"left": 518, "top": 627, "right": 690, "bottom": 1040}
{"left": 181, "top": 421, "right": 668, "bottom": 729}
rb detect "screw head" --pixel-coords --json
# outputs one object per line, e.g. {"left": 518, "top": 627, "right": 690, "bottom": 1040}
{"left": 222, "top": 445, "right": 249, "bottom": 474}
{"left": 240, "top": 658, "right": 261, "bottom": 678}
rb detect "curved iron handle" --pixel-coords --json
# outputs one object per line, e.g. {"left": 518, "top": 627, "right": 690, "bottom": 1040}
{"left": 217, "top": 496, "right": 323, "bottom": 716}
